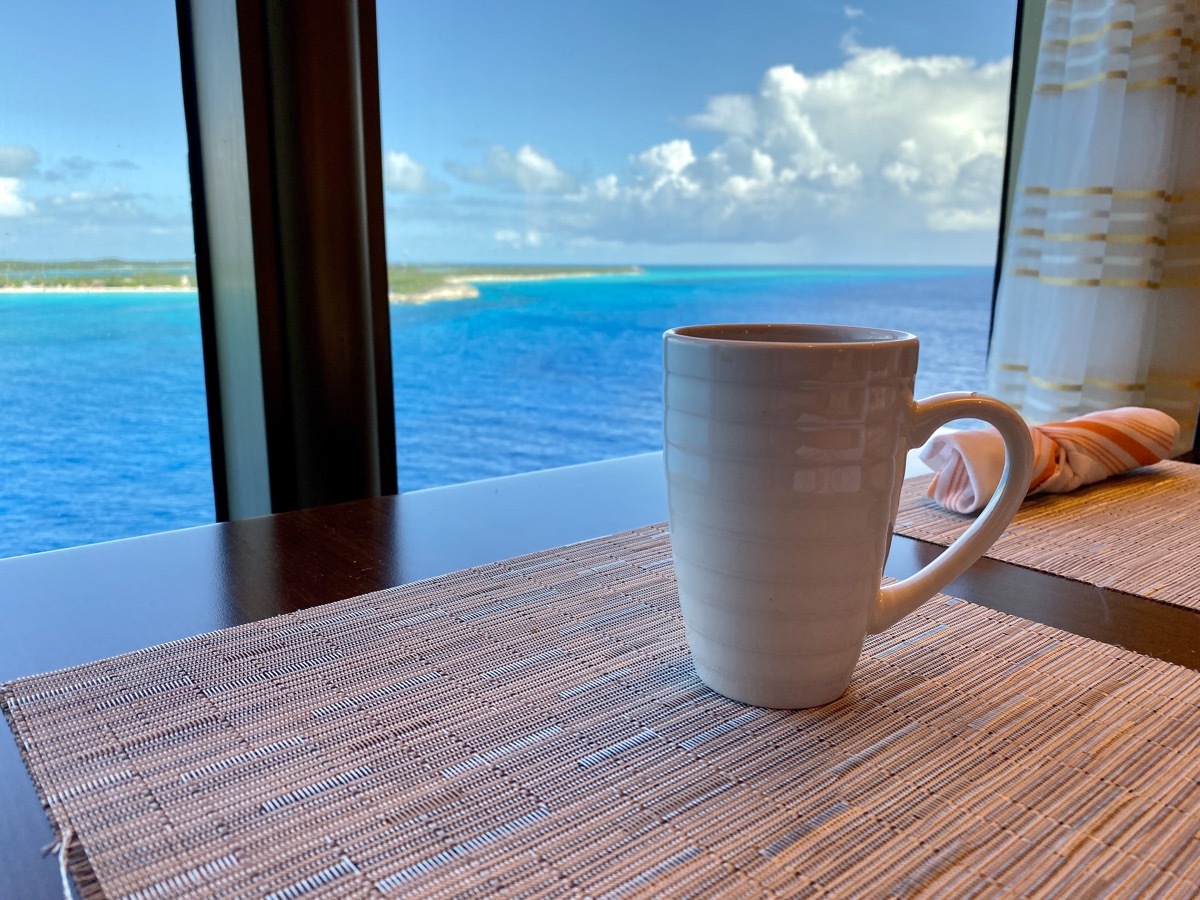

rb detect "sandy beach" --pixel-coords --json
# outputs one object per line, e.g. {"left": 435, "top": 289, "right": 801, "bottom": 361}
{"left": 1, "top": 266, "right": 643, "bottom": 303}
{"left": 389, "top": 283, "right": 480, "bottom": 304}
{"left": 389, "top": 268, "right": 641, "bottom": 304}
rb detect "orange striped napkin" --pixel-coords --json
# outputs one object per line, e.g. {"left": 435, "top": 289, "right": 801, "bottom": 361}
{"left": 919, "top": 407, "right": 1180, "bottom": 514}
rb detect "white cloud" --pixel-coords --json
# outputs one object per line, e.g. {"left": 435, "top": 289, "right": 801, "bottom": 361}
{"left": 0, "top": 145, "right": 39, "bottom": 216}
{"left": 49, "top": 186, "right": 144, "bottom": 219}
{"left": 449, "top": 144, "right": 576, "bottom": 194}
{"left": 0, "top": 145, "right": 39, "bottom": 178}
{"left": 559, "top": 38, "right": 1010, "bottom": 247}
{"left": 926, "top": 207, "right": 999, "bottom": 232}
{"left": 638, "top": 140, "right": 696, "bottom": 177}
{"left": 0, "top": 177, "right": 35, "bottom": 216}
{"left": 385, "top": 39, "right": 1011, "bottom": 262}
{"left": 0, "top": 145, "right": 196, "bottom": 257}
{"left": 687, "top": 94, "right": 757, "bottom": 137}
{"left": 494, "top": 228, "right": 544, "bottom": 248}
{"left": 844, "top": 6, "right": 865, "bottom": 18}
{"left": 383, "top": 151, "right": 443, "bottom": 193}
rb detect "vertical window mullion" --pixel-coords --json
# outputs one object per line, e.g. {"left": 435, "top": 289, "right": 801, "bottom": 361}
{"left": 177, "top": 0, "right": 396, "bottom": 519}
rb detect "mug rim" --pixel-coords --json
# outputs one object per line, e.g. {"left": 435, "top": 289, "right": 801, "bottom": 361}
{"left": 664, "top": 323, "right": 917, "bottom": 348}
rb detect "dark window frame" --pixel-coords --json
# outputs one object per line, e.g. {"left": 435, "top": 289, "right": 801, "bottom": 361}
{"left": 176, "top": 0, "right": 397, "bottom": 520}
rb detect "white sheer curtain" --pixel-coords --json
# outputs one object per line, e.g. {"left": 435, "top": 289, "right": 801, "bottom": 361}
{"left": 987, "top": 0, "right": 1200, "bottom": 451}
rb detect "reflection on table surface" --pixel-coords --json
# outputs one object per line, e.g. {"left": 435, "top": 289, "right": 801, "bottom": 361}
{"left": 2, "top": 452, "right": 1198, "bottom": 898}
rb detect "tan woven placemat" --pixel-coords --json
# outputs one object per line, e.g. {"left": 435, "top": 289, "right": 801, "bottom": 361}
{"left": 896, "top": 459, "right": 1200, "bottom": 610}
{"left": 7, "top": 523, "right": 1200, "bottom": 898}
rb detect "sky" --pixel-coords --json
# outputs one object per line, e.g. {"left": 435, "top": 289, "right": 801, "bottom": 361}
{"left": 1, "top": 1, "right": 1018, "bottom": 266}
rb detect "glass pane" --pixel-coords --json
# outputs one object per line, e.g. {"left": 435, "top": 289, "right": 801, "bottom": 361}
{"left": 1, "top": 2, "right": 209, "bottom": 557}
{"left": 375, "top": 1, "right": 1019, "bottom": 490}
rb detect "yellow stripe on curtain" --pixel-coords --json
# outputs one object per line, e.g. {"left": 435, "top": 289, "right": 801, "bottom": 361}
{"left": 986, "top": 0, "right": 1200, "bottom": 450}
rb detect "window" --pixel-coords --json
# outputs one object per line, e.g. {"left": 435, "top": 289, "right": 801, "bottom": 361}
{"left": 374, "top": 1, "right": 1020, "bottom": 490}
{"left": 0, "top": 2, "right": 1024, "bottom": 556}
{"left": 0, "top": 2, "right": 209, "bottom": 557}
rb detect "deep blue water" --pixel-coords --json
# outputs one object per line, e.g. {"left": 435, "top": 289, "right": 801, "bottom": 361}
{"left": 0, "top": 292, "right": 212, "bottom": 558}
{"left": 0, "top": 266, "right": 992, "bottom": 558}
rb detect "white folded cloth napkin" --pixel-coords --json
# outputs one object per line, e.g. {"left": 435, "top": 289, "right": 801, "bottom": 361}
{"left": 920, "top": 406, "right": 1181, "bottom": 514}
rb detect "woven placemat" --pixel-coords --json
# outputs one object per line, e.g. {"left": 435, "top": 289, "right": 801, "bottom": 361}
{"left": 7, "top": 523, "right": 1200, "bottom": 898}
{"left": 896, "top": 460, "right": 1200, "bottom": 610}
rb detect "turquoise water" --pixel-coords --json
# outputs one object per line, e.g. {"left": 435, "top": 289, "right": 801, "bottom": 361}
{"left": 0, "top": 266, "right": 993, "bottom": 557}
{"left": 391, "top": 266, "right": 992, "bottom": 487}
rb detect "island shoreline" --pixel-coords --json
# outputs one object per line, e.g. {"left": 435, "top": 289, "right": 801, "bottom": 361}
{"left": 1, "top": 266, "right": 644, "bottom": 304}
{"left": 389, "top": 268, "right": 643, "bottom": 304}
{"left": 0, "top": 285, "right": 198, "bottom": 295}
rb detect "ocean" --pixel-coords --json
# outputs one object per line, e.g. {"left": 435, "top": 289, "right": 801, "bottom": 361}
{"left": 0, "top": 266, "right": 992, "bottom": 558}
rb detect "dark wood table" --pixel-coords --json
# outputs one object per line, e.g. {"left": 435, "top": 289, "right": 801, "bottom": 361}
{"left": 4, "top": 453, "right": 1198, "bottom": 898}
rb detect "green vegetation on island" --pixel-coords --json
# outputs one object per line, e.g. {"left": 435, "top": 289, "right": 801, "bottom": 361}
{"left": 386, "top": 263, "right": 644, "bottom": 303}
{"left": 0, "top": 258, "right": 197, "bottom": 290}
{"left": 0, "top": 259, "right": 643, "bottom": 301}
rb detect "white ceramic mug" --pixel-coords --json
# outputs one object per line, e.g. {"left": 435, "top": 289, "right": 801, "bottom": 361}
{"left": 663, "top": 324, "right": 1034, "bottom": 709}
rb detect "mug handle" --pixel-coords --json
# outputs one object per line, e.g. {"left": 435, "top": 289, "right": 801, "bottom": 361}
{"left": 869, "top": 392, "right": 1035, "bottom": 634}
